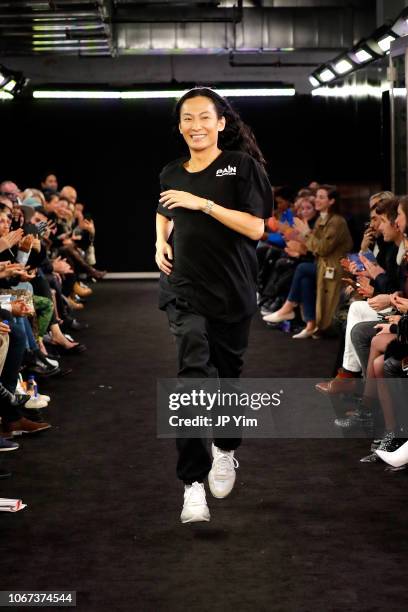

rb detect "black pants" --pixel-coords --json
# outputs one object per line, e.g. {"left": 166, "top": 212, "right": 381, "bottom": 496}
{"left": 165, "top": 298, "right": 252, "bottom": 484}
{"left": 31, "top": 270, "right": 57, "bottom": 326}
{"left": 0, "top": 318, "right": 26, "bottom": 423}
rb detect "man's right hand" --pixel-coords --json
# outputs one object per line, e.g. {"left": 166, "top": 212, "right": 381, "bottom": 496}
{"left": 155, "top": 242, "right": 173, "bottom": 276}
{"left": 360, "top": 228, "right": 376, "bottom": 252}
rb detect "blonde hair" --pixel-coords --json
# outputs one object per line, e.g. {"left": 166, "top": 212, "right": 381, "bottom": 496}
{"left": 22, "top": 188, "right": 45, "bottom": 205}
{"left": 369, "top": 191, "right": 394, "bottom": 210}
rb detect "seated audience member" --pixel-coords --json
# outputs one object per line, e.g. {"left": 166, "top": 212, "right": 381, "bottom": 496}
{"left": 374, "top": 315, "right": 408, "bottom": 467}
{"left": 257, "top": 186, "right": 296, "bottom": 297}
{"left": 0, "top": 169, "right": 105, "bottom": 478}
{"left": 333, "top": 198, "right": 408, "bottom": 457}
{"left": 0, "top": 180, "right": 22, "bottom": 206}
{"left": 355, "top": 300, "right": 408, "bottom": 462}
{"left": 293, "top": 188, "right": 316, "bottom": 215}
{"left": 49, "top": 195, "right": 106, "bottom": 288}
{"left": 40, "top": 172, "right": 59, "bottom": 198}
{"left": 360, "top": 191, "right": 395, "bottom": 262}
{"left": 263, "top": 185, "right": 353, "bottom": 338}
{"left": 316, "top": 196, "right": 402, "bottom": 393}
{"left": 0, "top": 210, "right": 72, "bottom": 371}
{"left": 260, "top": 195, "right": 318, "bottom": 316}
{"left": 44, "top": 192, "right": 60, "bottom": 216}
{"left": 266, "top": 186, "right": 295, "bottom": 246}
{"left": 0, "top": 195, "right": 13, "bottom": 213}
{"left": 0, "top": 306, "right": 52, "bottom": 437}
{"left": 21, "top": 189, "right": 45, "bottom": 208}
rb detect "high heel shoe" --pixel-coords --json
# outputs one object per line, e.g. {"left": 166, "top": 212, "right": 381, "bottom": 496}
{"left": 57, "top": 342, "right": 87, "bottom": 355}
{"left": 376, "top": 440, "right": 408, "bottom": 467}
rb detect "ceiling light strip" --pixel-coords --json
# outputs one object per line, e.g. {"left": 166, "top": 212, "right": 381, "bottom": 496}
{"left": 33, "top": 88, "right": 296, "bottom": 100}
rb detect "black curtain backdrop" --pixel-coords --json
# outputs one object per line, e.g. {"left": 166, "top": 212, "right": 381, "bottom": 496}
{"left": 1, "top": 94, "right": 383, "bottom": 272}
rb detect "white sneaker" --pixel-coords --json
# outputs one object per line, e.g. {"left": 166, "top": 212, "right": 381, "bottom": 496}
{"left": 208, "top": 443, "right": 239, "bottom": 499}
{"left": 180, "top": 481, "right": 210, "bottom": 524}
{"left": 45, "top": 356, "right": 59, "bottom": 368}
{"left": 38, "top": 393, "right": 51, "bottom": 403}
{"left": 24, "top": 397, "right": 48, "bottom": 410}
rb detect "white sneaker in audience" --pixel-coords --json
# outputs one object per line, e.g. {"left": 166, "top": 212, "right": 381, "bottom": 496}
{"left": 16, "top": 376, "right": 51, "bottom": 405}
{"left": 180, "top": 482, "right": 210, "bottom": 523}
{"left": 24, "top": 397, "right": 48, "bottom": 410}
{"left": 38, "top": 393, "right": 51, "bottom": 403}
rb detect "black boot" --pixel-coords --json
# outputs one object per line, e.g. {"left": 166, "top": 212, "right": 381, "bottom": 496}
{"left": 23, "top": 350, "right": 59, "bottom": 378}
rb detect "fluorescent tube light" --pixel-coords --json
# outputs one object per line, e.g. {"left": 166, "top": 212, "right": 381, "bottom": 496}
{"left": 33, "top": 88, "right": 296, "bottom": 100}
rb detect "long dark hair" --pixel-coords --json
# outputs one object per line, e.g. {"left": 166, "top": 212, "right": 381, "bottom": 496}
{"left": 398, "top": 195, "right": 408, "bottom": 237}
{"left": 318, "top": 184, "right": 340, "bottom": 215}
{"left": 175, "top": 87, "right": 267, "bottom": 167}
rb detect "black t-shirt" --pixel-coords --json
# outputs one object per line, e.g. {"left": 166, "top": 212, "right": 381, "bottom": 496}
{"left": 157, "top": 149, "right": 273, "bottom": 322}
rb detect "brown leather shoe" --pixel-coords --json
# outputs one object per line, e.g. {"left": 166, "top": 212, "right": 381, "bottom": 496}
{"left": 67, "top": 297, "right": 85, "bottom": 310}
{"left": 73, "top": 281, "right": 93, "bottom": 298}
{"left": 315, "top": 370, "right": 360, "bottom": 395}
{"left": 2, "top": 417, "right": 51, "bottom": 436}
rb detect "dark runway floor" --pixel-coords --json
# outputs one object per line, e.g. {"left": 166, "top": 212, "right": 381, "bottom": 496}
{"left": 1, "top": 281, "right": 407, "bottom": 612}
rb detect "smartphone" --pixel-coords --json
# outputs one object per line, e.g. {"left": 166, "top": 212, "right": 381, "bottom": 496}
{"left": 347, "top": 253, "right": 365, "bottom": 272}
{"left": 35, "top": 221, "right": 48, "bottom": 237}
{"left": 360, "top": 250, "right": 378, "bottom": 264}
{"left": 377, "top": 309, "right": 398, "bottom": 321}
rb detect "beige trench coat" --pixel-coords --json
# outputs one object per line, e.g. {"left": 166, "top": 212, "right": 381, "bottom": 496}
{"left": 306, "top": 213, "right": 353, "bottom": 330}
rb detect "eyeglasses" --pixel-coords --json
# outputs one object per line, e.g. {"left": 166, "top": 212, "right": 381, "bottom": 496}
{"left": 0, "top": 192, "right": 17, "bottom": 202}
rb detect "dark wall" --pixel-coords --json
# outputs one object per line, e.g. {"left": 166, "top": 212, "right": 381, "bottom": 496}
{"left": 1, "top": 94, "right": 383, "bottom": 271}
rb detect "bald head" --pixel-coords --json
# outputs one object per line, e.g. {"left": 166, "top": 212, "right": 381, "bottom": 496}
{"left": 60, "top": 185, "right": 77, "bottom": 204}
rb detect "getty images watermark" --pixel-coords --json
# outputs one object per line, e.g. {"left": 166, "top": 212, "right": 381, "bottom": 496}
{"left": 167, "top": 387, "right": 282, "bottom": 428}
{"left": 157, "top": 378, "right": 408, "bottom": 439}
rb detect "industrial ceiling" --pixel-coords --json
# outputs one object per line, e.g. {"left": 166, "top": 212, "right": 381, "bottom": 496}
{"left": 0, "top": 1, "right": 383, "bottom": 92}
